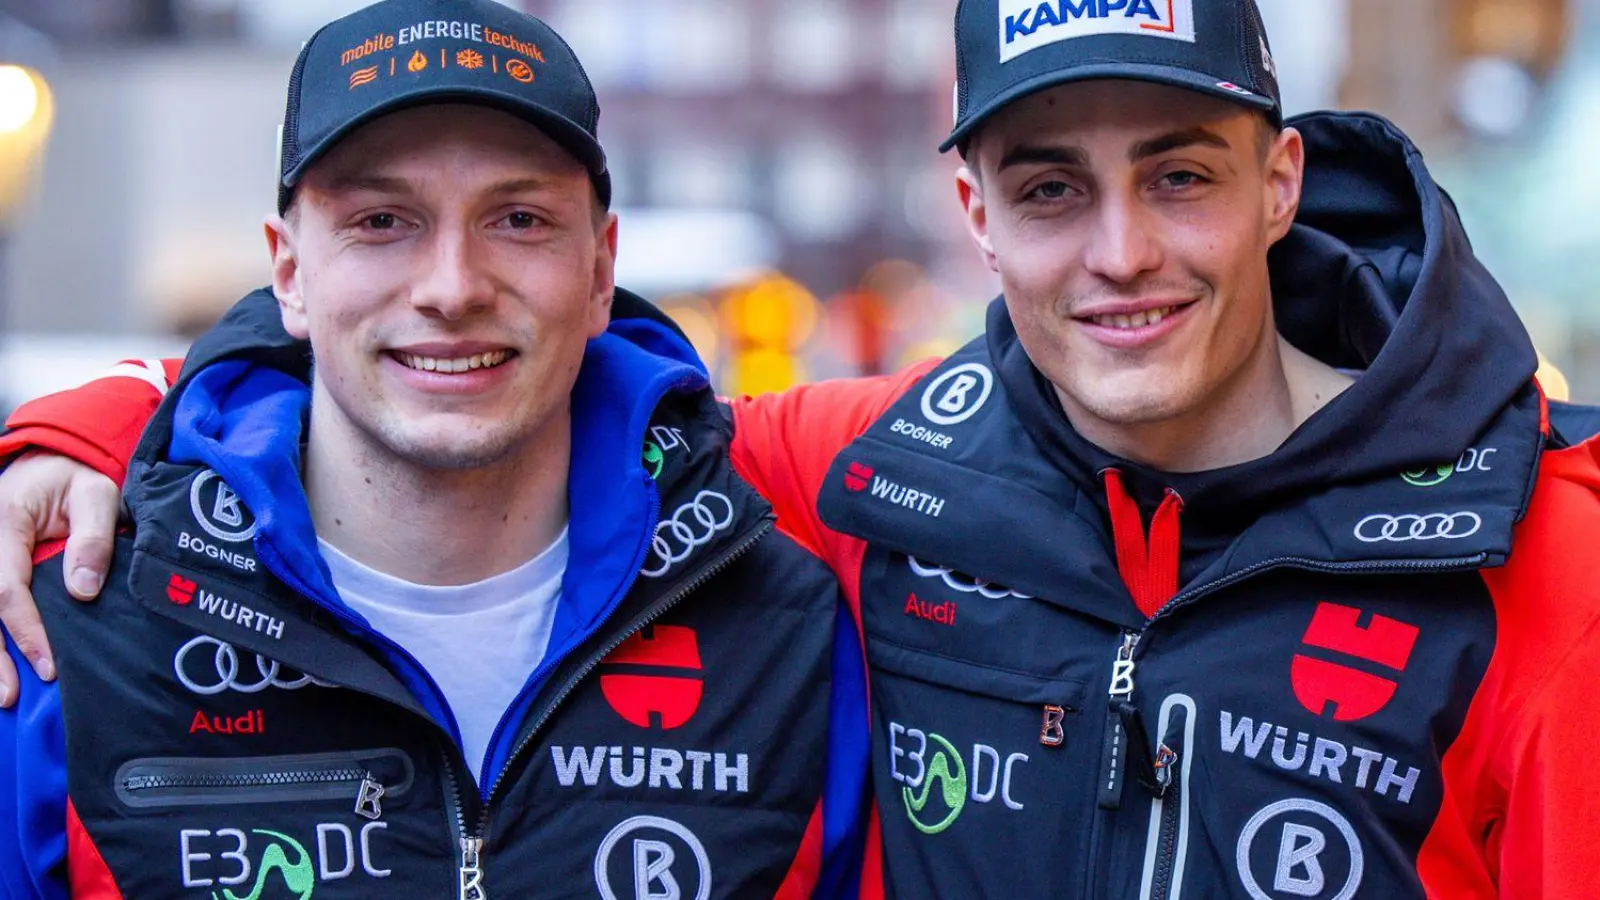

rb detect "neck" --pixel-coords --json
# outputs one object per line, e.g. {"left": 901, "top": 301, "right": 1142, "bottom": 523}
{"left": 1062, "top": 333, "right": 1354, "bottom": 474}
{"left": 302, "top": 394, "right": 571, "bottom": 587}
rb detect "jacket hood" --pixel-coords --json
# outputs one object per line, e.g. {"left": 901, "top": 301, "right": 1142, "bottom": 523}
{"left": 994, "top": 110, "right": 1541, "bottom": 520}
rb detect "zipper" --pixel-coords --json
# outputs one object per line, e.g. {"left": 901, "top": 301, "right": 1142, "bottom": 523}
{"left": 1097, "top": 632, "right": 1140, "bottom": 810}
{"left": 1153, "top": 554, "right": 1489, "bottom": 622}
{"left": 116, "top": 748, "right": 412, "bottom": 812}
{"left": 452, "top": 520, "right": 773, "bottom": 896}
{"left": 1140, "top": 694, "right": 1195, "bottom": 900}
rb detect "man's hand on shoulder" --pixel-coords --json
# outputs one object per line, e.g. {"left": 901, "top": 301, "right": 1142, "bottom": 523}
{"left": 0, "top": 452, "right": 120, "bottom": 707}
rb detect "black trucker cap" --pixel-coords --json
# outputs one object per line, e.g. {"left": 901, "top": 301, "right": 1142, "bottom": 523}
{"left": 943, "top": 0, "right": 1282, "bottom": 153}
{"left": 277, "top": 0, "right": 610, "bottom": 212}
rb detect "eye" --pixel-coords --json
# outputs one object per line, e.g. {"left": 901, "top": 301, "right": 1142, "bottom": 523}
{"left": 364, "top": 212, "right": 399, "bottom": 230}
{"left": 502, "top": 210, "right": 540, "bottom": 229}
{"left": 1159, "top": 170, "right": 1207, "bottom": 190}
{"left": 1026, "top": 180, "right": 1073, "bottom": 202}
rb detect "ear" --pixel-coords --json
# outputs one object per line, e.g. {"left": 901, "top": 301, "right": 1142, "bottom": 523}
{"left": 1263, "top": 126, "right": 1305, "bottom": 247}
{"left": 587, "top": 211, "right": 618, "bottom": 339}
{"left": 957, "top": 166, "right": 999, "bottom": 273}
{"left": 265, "top": 213, "right": 310, "bottom": 340}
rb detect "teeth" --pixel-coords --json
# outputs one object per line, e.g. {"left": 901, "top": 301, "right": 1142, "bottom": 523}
{"left": 396, "top": 350, "right": 511, "bottom": 373}
{"left": 1092, "top": 306, "right": 1176, "bottom": 330}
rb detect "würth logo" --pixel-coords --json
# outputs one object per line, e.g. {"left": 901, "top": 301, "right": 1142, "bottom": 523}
{"left": 167, "top": 573, "right": 197, "bottom": 606}
{"left": 600, "top": 626, "right": 704, "bottom": 729}
{"left": 1291, "top": 602, "right": 1419, "bottom": 722}
{"left": 844, "top": 461, "right": 874, "bottom": 493}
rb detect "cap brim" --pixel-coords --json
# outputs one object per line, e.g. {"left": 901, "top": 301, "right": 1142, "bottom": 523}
{"left": 941, "top": 62, "right": 1278, "bottom": 154}
{"left": 283, "top": 84, "right": 610, "bottom": 201}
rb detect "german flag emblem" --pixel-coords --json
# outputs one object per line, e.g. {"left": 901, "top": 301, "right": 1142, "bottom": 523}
{"left": 348, "top": 65, "right": 379, "bottom": 90}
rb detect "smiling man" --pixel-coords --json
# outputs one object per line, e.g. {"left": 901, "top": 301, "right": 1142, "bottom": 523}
{"left": 2, "top": 0, "right": 1600, "bottom": 897}
{"left": 0, "top": 0, "right": 868, "bottom": 896}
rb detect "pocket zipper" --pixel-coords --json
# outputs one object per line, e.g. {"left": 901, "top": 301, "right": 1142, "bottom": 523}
{"left": 116, "top": 748, "right": 413, "bottom": 819}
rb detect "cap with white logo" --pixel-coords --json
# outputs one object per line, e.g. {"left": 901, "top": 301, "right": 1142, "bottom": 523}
{"left": 943, "top": 0, "right": 1281, "bottom": 154}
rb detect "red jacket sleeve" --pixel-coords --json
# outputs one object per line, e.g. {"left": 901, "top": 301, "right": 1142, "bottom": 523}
{"left": 0, "top": 358, "right": 180, "bottom": 487}
{"left": 727, "top": 360, "right": 939, "bottom": 569}
{"left": 1417, "top": 438, "right": 1600, "bottom": 898}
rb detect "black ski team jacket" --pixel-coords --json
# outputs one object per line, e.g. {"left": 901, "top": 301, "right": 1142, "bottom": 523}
{"left": 730, "top": 112, "right": 1600, "bottom": 898}
{"left": 0, "top": 292, "right": 870, "bottom": 898}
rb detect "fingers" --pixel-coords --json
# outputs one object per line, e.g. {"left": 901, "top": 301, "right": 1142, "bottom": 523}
{"left": 0, "top": 492, "right": 50, "bottom": 707}
{"left": 62, "top": 470, "right": 119, "bottom": 601}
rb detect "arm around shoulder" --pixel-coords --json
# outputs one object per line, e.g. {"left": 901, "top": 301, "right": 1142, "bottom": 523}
{"left": 726, "top": 360, "right": 940, "bottom": 561}
{"left": 1, "top": 359, "right": 181, "bottom": 486}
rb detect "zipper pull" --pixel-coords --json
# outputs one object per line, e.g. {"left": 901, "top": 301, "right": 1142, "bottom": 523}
{"left": 1098, "top": 633, "right": 1140, "bottom": 810}
{"left": 1152, "top": 743, "right": 1179, "bottom": 794}
{"left": 1116, "top": 701, "right": 1168, "bottom": 799}
{"left": 460, "top": 837, "right": 487, "bottom": 900}
{"left": 354, "top": 774, "right": 385, "bottom": 821}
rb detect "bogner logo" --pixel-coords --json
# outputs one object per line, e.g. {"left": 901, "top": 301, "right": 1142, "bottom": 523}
{"left": 1291, "top": 602, "right": 1418, "bottom": 722}
{"left": 594, "top": 815, "right": 712, "bottom": 900}
{"left": 919, "top": 363, "right": 993, "bottom": 427}
{"left": 600, "top": 626, "right": 704, "bottom": 729}
{"left": 190, "top": 469, "right": 257, "bottom": 543}
{"left": 999, "top": 0, "right": 1196, "bottom": 64}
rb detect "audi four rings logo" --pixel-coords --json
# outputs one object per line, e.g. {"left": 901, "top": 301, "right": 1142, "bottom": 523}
{"left": 642, "top": 491, "right": 736, "bottom": 579}
{"left": 174, "top": 635, "right": 334, "bottom": 696}
{"left": 1353, "top": 512, "right": 1482, "bottom": 543}
{"left": 908, "top": 557, "right": 1032, "bottom": 600}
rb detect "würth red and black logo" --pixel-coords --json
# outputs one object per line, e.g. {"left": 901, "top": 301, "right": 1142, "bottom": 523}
{"left": 844, "top": 461, "right": 874, "bottom": 493}
{"left": 167, "top": 573, "right": 197, "bottom": 606}
{"left": 1291, "top": 602, "right": 1419, "bottom": 722}
{"left": 599, "top": 625, "right": 704, "bottom": 729}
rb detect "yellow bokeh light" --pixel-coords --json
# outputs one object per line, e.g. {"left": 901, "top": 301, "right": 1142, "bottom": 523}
{"left": 0, "top": 65, "right": 40, "bottom": 135}
{"left": 731, "top": 348, "right": 805, "bottom": 396}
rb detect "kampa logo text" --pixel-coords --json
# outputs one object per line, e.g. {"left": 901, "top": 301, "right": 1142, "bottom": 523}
{"left": 999, "top": 0, "right": 1195, "bottom": 64}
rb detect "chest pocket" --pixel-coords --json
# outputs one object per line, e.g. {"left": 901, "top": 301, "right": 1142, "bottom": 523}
{"left": 867, "top": 636, "right": 1102, "bottom": 897}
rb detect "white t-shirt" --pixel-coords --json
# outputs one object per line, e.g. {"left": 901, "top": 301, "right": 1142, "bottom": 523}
{"left": 317, "top": 531, "right": 568, "bottom": 784}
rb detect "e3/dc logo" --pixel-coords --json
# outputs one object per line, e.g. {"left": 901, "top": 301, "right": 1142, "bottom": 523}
{"left": 920, "top": 364, "right": 993, "bottom": 427}
{"left": 1290, "top": 603, "right": 1419, "bottom": 722}
{"left": 889, "top": 723, "right": 1029, "bottom": 835}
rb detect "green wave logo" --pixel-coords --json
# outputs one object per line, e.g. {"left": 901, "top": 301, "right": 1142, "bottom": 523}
{"left": 902, "top": 732, "right": 967, "bottom": 835}
{"left": 1401, "top": 463, "right": 1454, "bottom": 488}
{"left": 643, "top": 441, "right": 666, "bottom": 480}
{"left": 215, "top": 830, "right": 314, "bottom": 900}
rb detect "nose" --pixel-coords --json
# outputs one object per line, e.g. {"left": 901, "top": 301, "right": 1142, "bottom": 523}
{"left": 409, "top": 223, "right": 495, "bottom": 321}
{"left": 1081, "top": 193, "right": 1163, "bottom": 285}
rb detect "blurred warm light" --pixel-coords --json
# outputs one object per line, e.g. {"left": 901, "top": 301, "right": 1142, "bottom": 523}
{"left": 0, "top": 66, "right": 39, "bottom": 134}
{"left": 722, "top": 272, "right": 820, "bottom": 351}
{"left": 731, "top": 348, "right": 805, "bottom": 397}
{"left": 658, "top": 293, "right": 720, "bottom": 367}
{"left": 860, "top": 259, "right": 926, "bottom": 298}
{"left": 898, "top": 338, "right": 964, "bottom": 368}
{"left": 1537, "top": 350, "right": 1571, "bottom": 402}
{"left": 0, "top": 64, "right": 54, "bottom": 227}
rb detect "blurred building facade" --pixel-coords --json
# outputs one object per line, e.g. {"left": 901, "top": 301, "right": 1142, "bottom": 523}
{"left": 0, "top": 0, "right": 1596, "bottom": 405}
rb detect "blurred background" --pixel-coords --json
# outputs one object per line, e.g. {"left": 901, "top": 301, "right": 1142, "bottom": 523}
{"left": 0, "top": 0, "right": 1588, "bottom": 411}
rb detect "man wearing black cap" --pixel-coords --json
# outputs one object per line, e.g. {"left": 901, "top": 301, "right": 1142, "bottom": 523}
{"left": 0, "top": 0, "right": 869, "bottom": 896}
{"left": 3, "top": 0, "right": 1600, "bottom": 897}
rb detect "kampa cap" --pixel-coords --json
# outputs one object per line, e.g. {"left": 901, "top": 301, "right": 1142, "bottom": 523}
{"left": 277, "top": 0, "right": 610, "bottom": 212}
{"left": 944, "top": 0, "right": 1282, "bottom": 154}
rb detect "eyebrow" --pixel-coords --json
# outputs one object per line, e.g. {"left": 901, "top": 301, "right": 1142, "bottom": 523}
{"left": 996, "top": 144, "right": 1090, "bottom": 173}
{"left": 995, "top": 126, "right": 1232, "bottom": 174}
{"left": 1129, "top": 127, "right": 1233, "bottom": 161}
{"left": 319, "top": 174, "right": 565, "bottom": 199}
